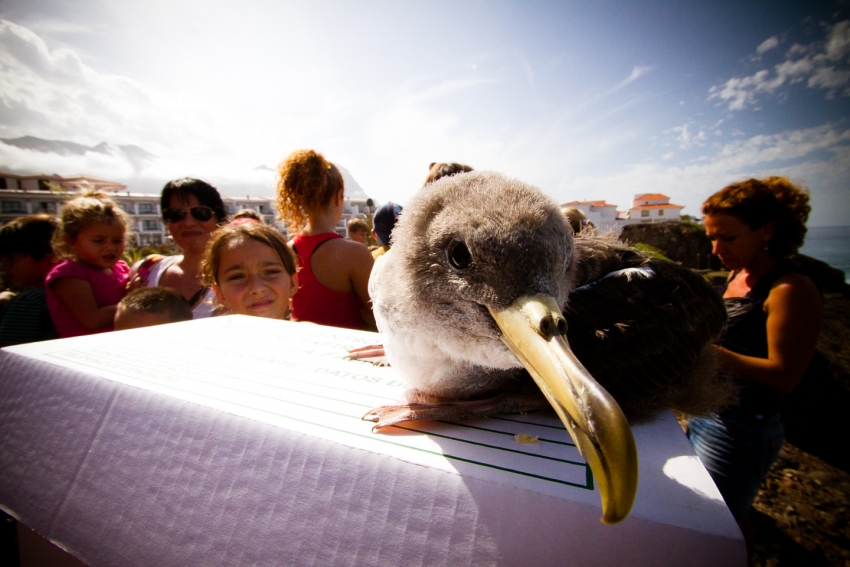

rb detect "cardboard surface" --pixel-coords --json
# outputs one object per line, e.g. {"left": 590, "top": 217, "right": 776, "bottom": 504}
{"left": 0, "top": 316, "right": 745, "bottom": 566}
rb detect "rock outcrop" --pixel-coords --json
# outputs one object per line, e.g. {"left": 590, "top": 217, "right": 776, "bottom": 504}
{"left": 618, "top": 221, "right": 720, "bottom": 270}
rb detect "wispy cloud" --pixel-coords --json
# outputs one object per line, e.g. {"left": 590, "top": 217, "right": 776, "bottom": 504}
{"left": 710, "top": 20, "right": 850, "bottom": 109}
{"left": 612, "top": 65, "right": 653, "bottom": 92}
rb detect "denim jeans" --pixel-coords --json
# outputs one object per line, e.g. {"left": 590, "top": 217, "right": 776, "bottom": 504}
{"left": 687, "top": 412, "right": 784, "bottom": 522}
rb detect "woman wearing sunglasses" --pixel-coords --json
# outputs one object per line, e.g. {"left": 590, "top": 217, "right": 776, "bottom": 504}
{"left": 130, "top": 177, "right": 228, "bottom": 318}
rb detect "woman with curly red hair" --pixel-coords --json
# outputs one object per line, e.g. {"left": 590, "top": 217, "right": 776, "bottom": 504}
{"left": 688, "top": 176, "right": 822, "bottom": 550}
{"left": 275, "top": 149, "right": 375, "bottom": 330}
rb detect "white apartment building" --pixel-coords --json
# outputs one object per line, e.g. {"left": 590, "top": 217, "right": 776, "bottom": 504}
{"left": 0, "top": 172, "right": 375, "bottom": 245}
{"left": 336, "top": 197, "right": 372, "bottom": 237}
{"left": 560, "top": 199, "right": 621, "bottom": 232}
{"left": 0, "top": 172, "right": 280, "bottom": 247}
{"left": 628, "top": 193, "right": 684, "bottom": 223}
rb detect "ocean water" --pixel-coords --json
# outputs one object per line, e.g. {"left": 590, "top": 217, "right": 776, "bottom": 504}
{"left": 799, "top": 226, "right": 850, "bottom": 283}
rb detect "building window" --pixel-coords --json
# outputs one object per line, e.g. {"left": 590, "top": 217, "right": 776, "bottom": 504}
{"left": 259, "top": 205, "right": 270, "bottom": 214}
{"left": 142, "top": 220, "right": 159, "bottom": 231}
{"left": 1, "top": 201, "right": 26, "bottom": 214}
{"left": 658, "top": 210, "right": 664, "bottom": 216}
{"left": 641, "top": 210, "right": 649, "bottom": 217}
{"left": 138, "top": 203, "right": 157, "bottom": 214}
{"left": 122, "top": 203, "right": 135, "bottom": 214}
{"left": 37, "top": 180, "right": 51, "bottom": 191}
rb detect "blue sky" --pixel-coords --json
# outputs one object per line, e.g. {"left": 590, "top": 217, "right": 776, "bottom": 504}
{"left": 0, "top": 0, "right": 848, "bottom": 225}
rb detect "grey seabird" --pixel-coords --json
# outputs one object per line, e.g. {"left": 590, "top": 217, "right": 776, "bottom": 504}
{"left": 359, "top": 171, "right": 732, "bottom": 524}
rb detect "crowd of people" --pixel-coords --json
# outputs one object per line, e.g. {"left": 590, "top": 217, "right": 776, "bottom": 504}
{"left": 0, "top": 151, "right": 823, "bottom": 552}
{"left": 0, "top": 153, "right": 476, "bottom": 343}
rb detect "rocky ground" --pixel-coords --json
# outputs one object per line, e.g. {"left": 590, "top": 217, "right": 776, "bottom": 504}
{"left": 749, "top": 292, "right": 850, "bottom": 566}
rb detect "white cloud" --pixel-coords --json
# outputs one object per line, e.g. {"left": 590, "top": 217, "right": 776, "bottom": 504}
{"left": 0, "top": 19, "right": 215, "bottom": 151}
{"left": 825, "top": 20, "right": 850, "bottom": 61}
{"left": 756, "top": 36, "right": 780, "bottom": 55}
{"left": 561, "top": 123, "right": 850, "bottom": 226}
{"left": 669, "top": 124, "right": 707, "bottom": 149}
{"left": 709, "top": 20, "right": 850, "bottom": 110}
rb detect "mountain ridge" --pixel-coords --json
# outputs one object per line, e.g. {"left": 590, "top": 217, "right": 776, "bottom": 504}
{"left": 0, "top": 135, "right": 372, "bottom": 200}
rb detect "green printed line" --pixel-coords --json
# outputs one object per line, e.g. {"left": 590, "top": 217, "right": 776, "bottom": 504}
{"left": 437, "top": 420, "right": 575, "bottom": 447}
{"left": 390, "top": 423, "right": 586, "bottom": 466}
{"left": 491, "top": 415, "right": 570, "bottom": 431}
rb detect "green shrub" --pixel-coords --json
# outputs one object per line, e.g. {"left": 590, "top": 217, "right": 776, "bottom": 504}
{"left": 633, "top": 242, "right": 671, "bottom": 261}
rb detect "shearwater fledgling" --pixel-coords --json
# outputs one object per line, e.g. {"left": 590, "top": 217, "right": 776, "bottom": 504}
{"left": 358, "top": 171, "right": 732, "bottom": 523}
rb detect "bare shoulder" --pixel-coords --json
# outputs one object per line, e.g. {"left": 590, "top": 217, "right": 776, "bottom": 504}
{"left": 766, "top": 272, "right": 822, "bottom": 312}
{"left": 324, "top": 238, "right": 374, "bottom": 262}
{"left": 773, "top": 272, "right": 820, "bottom": 296}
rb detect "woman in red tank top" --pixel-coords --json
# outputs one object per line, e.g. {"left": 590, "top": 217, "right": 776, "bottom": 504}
{"left": 275, "top": 149, "right": 376, "bottom": 331}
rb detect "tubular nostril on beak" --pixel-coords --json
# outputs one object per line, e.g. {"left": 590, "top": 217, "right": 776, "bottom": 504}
{"left": 538, "top": 316, "right": 555, "bottom": 340}
{"left": 556, "top": 317, "right": 567, "bottom": 336}
{"left": 537, "top": 314, "right": 568, "bottom": 340}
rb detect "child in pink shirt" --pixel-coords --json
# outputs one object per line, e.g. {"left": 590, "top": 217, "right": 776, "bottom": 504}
{"left": 46, "top": 191, "right": 131, "bottom": 338}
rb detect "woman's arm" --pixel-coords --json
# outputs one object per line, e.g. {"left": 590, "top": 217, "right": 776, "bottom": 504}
{"left": 715, "top": 273, "right": 822, "bottom": 393}
{"left": 51, "top": 277, "right": 118, "bottom": 329}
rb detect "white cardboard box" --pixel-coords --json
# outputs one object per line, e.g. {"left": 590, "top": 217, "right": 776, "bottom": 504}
{"left": 0, "top": 316, "right": 745, "bottom": 566}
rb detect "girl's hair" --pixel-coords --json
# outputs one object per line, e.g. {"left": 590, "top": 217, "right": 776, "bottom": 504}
{"left": 201, "top": 222, "right": 298, "bottom": 287}
{"left": 160, "top": 177, "right": 228, "bottom": 223}
{"left": 702, "top": 176, "right": 810, "bottom": 257}
{"left": 275, "top": 149, "right": 344, "bottom": 230}
{"left": 53, "top": 191, "right": 132, "bottom": 259}
{"left": 425, "top": 162, "right": 473, "bottom": 186}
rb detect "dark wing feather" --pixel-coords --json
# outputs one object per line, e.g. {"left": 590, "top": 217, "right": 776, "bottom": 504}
{"left": 563, "top": 258, "right": 729, "bottom": 422}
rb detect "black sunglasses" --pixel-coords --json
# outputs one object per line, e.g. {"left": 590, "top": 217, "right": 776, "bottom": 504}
{"left": 162, "top": 206, "right": 215, "bottom": 223}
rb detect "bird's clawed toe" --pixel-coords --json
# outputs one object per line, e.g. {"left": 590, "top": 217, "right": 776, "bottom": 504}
{"left": 346, "top": 344, "right": 390, "bottom": 366}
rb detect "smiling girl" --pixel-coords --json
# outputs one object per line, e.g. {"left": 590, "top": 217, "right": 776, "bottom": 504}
{"left": 201, "top": 220, "right": 298, "bottom": 320}
{"left": 45, "top": 191, "right": 132, "bottom": 337}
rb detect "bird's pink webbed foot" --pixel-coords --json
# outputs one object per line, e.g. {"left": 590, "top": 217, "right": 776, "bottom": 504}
{"left": 346, "top": 344, "right": 390, "bottom": 366}
{"left": 362, "top": 389, "right": 550, "bottom": 431}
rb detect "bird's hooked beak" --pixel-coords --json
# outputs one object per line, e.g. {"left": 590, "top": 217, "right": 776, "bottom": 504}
{"left": 488, "top": 295, "right": 638, "bottom": 524}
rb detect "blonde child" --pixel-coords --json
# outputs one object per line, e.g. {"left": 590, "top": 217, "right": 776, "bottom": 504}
{"left": 201, "top": 220, "right": 298, "bottom": 320}
{"left": 45, "top": 191, "right": 132, "bottom": 337}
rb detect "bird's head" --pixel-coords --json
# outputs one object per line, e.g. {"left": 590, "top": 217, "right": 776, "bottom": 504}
{"left": 392, "top": 171, "right": 576, "bottom": 339}
{"left": 384, "top": 171, "right": 637, "bottom": 524}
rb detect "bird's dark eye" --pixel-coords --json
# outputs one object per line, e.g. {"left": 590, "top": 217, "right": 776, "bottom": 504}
{"left": 448, "top": 240, "right": 472, "bottom": 269}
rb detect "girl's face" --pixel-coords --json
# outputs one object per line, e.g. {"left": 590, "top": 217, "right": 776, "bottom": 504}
{"left": 704, "top": 213, "right": 774, "bottom": 271}
{"left": 213, "top": 236, "right": 297, "bottom": 320}
{"left": 67, "top": 222, "right": 126, "bottom": 271}
{"left": 165, "top": 193, "right": 220, "bottom": 255}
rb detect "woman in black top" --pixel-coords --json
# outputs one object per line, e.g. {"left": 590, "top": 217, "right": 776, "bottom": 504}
{"left": 688, "top": 177, "right": 821, "bottom": 550}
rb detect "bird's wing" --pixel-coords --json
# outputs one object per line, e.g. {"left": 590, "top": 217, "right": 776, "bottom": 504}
{"left": 563, "top": 258, "right": 730, "bottom": 422}
{"left": 571, "top": 234, "right": 649, "bottom": 287}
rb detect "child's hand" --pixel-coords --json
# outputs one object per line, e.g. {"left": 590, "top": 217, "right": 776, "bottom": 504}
{"left": 125, "top": 274, "right": 145, "bottom": 292}
{"left": 0, "top": 290, "right": 16, "bottom": 307}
